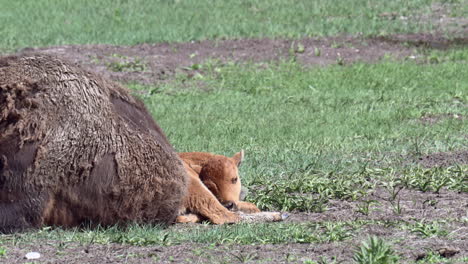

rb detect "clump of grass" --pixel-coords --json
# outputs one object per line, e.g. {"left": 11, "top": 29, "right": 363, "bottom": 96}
{"left": 416, "top": 251, "right": 468, "bottom": 264}
{"left": 356, "top": 200, "right": 379, "bottom": 216}
{"left": 251, "top": 170, "right": 372, "bottom": 212}
{"left": 106, "top": 54, "right": 146, "bottom": 72}
{"left": 404, "top": 220, "right": 448, "bottom": 238}
{"left": 1, "top": 222, "right": 361, "bottom": 247}
{"left": 399, "top": 166, "right": 467, "bottom": 193}
{"left": 353, "top": 236, "right": 399, "bottom": 264}
{"left": 0, "top": 246, "right": 6, "bottom": 257}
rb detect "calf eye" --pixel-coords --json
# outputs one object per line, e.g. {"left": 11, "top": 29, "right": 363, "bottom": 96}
{"left": 231, "top": 178, "right": 238, "bottom": 184}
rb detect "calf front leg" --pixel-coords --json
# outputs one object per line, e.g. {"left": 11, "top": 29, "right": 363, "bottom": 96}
{"left": 234, "top": 201, "right": 261, "bottom": 213}
{"left": 183, "top": 175, "right": 240, "bottom": 225}
{"left": 176, "top": 213, "right": 201, "bottom": 224}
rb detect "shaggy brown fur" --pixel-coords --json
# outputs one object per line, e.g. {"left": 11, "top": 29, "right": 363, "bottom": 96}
{"left": 0, "top": 54, "right": 187, "bottom": 233}
{"left": 176, "top": 151, "right": 261, "bottom": 224}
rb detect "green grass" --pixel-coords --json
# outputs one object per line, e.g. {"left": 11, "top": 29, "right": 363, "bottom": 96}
{"left": 147, "top": 61, "right": 468, "bottom": 154}
{"left": 61, "top": 55, "right": 461, "bottom": 221}
{"left": 130, "top": 56, "right": 468, "bottom": 211}
{"left": 0, "top": 219, "right": 455, "bottom": 247}
{"left": 1, "top": 0, "right": 459, "bottom": 52}
{"left": 1, "top": 3, "right": 467, "bottom": 258}
{"left": 137, "top": 58, "right": 467, "bottom": 170}
{"left": 0, "top": 221, "right": 361, "bottom": 247}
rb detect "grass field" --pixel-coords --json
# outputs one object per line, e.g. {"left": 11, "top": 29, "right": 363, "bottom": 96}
{"left": 1, "top": 54, "right": 467, "bottom": 263}
{"left": 1, "top": 0, "right": 467, "bottom": 263}
{"left": 2, "top": 0, "right": 466, "bottom": 52}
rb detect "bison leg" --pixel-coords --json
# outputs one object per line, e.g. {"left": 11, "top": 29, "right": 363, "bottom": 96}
{"left": 0, "top": 203, "right": 32, "bottom": 233}
{"left": 0, "top": 194, "right": 46, "bottom": 234}
{"left": 183, "top": 174, "right": 239, "bottom": 225}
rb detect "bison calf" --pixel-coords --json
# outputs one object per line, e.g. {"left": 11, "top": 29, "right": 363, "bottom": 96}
{"left": 0, "top": 54, "right": 187, "bottom": 233}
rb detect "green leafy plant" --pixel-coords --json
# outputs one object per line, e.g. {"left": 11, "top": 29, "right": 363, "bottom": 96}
{"left": 400, "top": 167, "right": 465, "bottom": 193}
{"left": 407, "top": 220, "right": 448, "bottom": 238}
{"left": 318, "top": 256, "right": 340, "bottom": 264}
{"left": 230, "top": 252, "right": 258, "bottom": 263}
{"left": 416, "top": 250, "right": 467, "bottom": 263}
{"left": 356, "top": 200, "right": 378, "bottom": 216}
{"left": 314, "top": 47, "right": 321, "bottom": 57}
{"left": 353, "top": 236, "right": 399, "bottom": 264}
{"left": 381, "top": 180, "right": 403, "bottom": 202}
{"left": 391, "top": 198, "right": 403, "bottom": 215}
{"left": 319, "top": 222, "right": 354, "bottom": 242}
{"left": 106, "top": 54, "right": 146, "bottom": 72}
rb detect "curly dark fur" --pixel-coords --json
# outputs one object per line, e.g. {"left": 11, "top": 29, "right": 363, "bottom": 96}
{"left": 0, "top": 54, "right": 187, "bottom": 233}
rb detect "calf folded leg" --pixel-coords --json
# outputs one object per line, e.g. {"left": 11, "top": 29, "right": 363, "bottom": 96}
{"left": 175, "top": 213, "right": 201, "bottom": 224}
{"left": 181, "top": 174, "right": 239, "bottom": 225}
{"left": 235, "top": 201, "right": 261, "bottom": 213}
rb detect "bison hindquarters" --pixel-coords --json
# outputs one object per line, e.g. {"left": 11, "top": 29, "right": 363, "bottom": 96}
{"left": 0, "top": 54, "right": 187, "bottom": 233}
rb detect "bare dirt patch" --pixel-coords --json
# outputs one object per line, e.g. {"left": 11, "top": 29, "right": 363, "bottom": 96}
{"left": 376, "top": 33, "right": 468, "bottom": 49}
{"left": 419, "top": 113, "right": 465, "bottom": 125}
{"left": 420, "top": 2, "right": 468, "bottom": 38}
{"left": 0, "top": 241, "right": 352, "bottom": 264}
{"left": 416, "top": 150, "right": 468, "bottom": 168}
{"left": 17, "top": 33, "right": 465, "bottom": 85}
{"left": 288, "top": 188, "right": 468, "bottom": 223}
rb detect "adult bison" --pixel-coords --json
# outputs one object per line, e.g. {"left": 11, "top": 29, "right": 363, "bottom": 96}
{"left": 0, "top": 54, "right": 187, "bottom": 233}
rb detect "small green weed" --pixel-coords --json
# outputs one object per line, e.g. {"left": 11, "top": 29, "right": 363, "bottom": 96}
{"left": 319, "top": 222, "right": 354, "bottom": 242}
{"left": 302, "top": 256, "right": 340, "bottom": 264}
{"left": 416, "top": 251, "right": 467, "bottom": 263}
{"left": 314, "top": 47, "right": 321, "bottom": 57}
{"left": 336, "top": 56, "right": 345, "bottom": 66}
{"left": 399, "top": 166, "right": 467, "bottom": 193}
{"left": 353, "top": 236, "right": 399, "bottom": 264}
{"left": 230, "top": 252, "right": 258, "bottom": 263}
{"left": 356, "top": 200, "right": 379, "bottom": 216}
{"left": 380, "top": 180, "right": 403, "bottom": 202}
{"left": 106, "top": 54, "right": 146, "bottom": 72}
{"left": 391, "top": 199, "right": 403, "bottom": 215}
{"left": 289, "top": 41, "right": 306, "bottom": 59}
{"left": 421, "top": 47, "right": 468, "bottom": 64}
{"left": 405, "top": 220, "right": 448, "bottom": 238}
{"left": 251, "top": 170, "right": 372, "bottom": 212}
{"left": 318, "top": 256, "right": 339, "bottom": 264}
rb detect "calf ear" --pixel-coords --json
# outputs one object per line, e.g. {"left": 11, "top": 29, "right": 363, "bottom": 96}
{"left": 190, "top": 164, "right": 202, "bottom": 174}
{"left": 232, "top": 149, "right": 244, "bottom": 167}
{"left": 202, "top": 179, "right": 219, "bottom": 197}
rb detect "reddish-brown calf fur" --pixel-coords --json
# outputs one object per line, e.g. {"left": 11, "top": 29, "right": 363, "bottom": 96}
{"left": 176, "top": 151, "right": 260, "bottom": 224}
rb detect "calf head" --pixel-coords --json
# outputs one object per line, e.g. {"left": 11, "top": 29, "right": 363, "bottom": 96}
{"left": 199, "top": 151, "right": 244, "bottom": 209}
